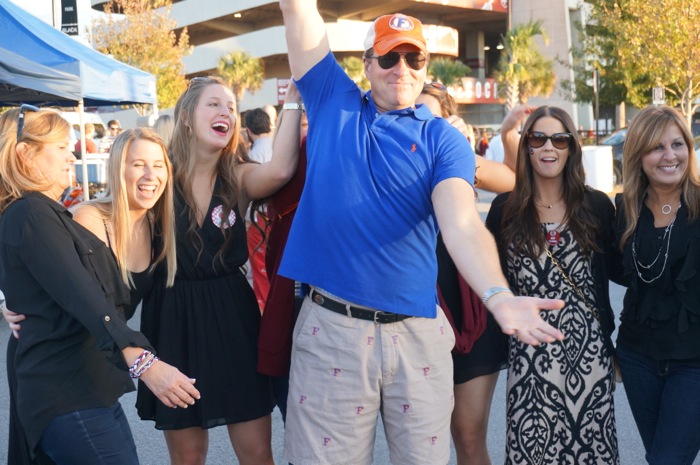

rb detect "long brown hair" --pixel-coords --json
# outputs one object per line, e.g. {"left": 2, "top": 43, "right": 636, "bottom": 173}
{"left": 619, "top": 105, "right": 700, "bottom": 249}
{"left": 169, "top": 76, "right": 249, "bottom": 264}
{"left": 0, "top": 108, "right": 71, "bottom": 213}
{"left": 499, "top": 105, "right": 601, "bottom": 258}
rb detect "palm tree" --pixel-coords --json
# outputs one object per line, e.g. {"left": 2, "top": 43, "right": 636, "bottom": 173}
{"left": 427, "top": 57, "right": 471, "bottom": 87}
{"left": 217, "top": 51, "right": 265, "bottom": 107}
{"left": 496, "top": 21, "right": 556, "bottom": 111}
{"left": 339, "top": 56, "right": 370, "bottom": 90}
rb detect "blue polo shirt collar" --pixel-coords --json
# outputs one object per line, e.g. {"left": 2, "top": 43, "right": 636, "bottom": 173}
{"left": 363, "top": 90, "right": 434, "bottom": 121}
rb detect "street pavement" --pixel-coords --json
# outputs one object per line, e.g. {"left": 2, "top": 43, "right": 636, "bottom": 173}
{"left": 1, "top": 190, "right": 698, "bottom": 464}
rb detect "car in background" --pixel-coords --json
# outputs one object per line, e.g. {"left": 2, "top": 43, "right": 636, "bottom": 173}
{"left": 601, "top": 128, "right": 627, "bottom": 185}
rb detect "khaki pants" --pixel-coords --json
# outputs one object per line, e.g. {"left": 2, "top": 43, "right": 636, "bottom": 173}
{"left": 284, "top": 294, "right": 455, "bottom": 465}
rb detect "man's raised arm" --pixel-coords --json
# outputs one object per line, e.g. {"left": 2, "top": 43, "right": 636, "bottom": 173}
{"left": 280, "top": 0, "right": 330, "bottom": 79}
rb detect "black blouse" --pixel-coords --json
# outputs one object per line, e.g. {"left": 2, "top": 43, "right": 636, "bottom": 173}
{"left": 615, "top": 196, "right": 700, "bottom": 363}
{"left": 0, "top": 192, "right": 153, "bottom": 451}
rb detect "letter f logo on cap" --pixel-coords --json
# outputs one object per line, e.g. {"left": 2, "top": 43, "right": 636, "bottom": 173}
{"left": 389, "top": 14, "right": 415, "bottom": 31}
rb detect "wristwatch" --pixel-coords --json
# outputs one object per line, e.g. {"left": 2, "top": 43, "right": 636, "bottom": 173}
{"left": 481, "top": 286, "right": 513, "bottom": 305}
{"left": 282, "top": 102, "right": 304, "bottom": 111}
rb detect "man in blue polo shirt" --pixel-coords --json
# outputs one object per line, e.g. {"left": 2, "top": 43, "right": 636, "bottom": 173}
{"left": 279, "top": 2, "right": 565, "bottom": 464}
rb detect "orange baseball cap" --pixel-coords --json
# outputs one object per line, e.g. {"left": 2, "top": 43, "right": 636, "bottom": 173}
{"left": 364, "top": 14, "right": 427, "bottom": 56}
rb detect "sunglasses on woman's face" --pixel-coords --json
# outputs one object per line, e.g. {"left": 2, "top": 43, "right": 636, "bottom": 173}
{"left": 527, "top": 131, "right": 573, "bottom": 150}
{"left": 366, "top": 51, "right": 428, "bottom": 71}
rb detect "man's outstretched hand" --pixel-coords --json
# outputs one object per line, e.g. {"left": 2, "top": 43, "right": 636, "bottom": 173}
{"left": 488, "top": 295, "right": 565, "bottom": 345}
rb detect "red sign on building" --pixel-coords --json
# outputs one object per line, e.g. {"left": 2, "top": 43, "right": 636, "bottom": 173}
{"left": 450, "top": 77, "right": 501, "bottom": 104}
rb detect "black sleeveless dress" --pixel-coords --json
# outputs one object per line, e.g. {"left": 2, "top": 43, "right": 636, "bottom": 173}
{"left": 136, "top": 177, "right": 274, "bottom": 429}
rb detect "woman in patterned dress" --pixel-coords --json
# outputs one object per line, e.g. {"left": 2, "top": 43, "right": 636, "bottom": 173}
{"left": 486, "top": 106, "right": 620, "bottom": 464}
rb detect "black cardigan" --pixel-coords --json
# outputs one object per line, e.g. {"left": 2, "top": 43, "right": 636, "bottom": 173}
{"left": 0, "top": 192, "right": 153, "bottom": 452}
{"left": 486, "top": 188, "right": 620, "bottom": 354}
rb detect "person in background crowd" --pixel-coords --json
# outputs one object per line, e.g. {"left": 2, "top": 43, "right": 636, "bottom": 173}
{"left": 488, "top": 105, "right": 619, "bottom": 464}
{"left": 485, "top": 133, "right": 504, "bottom": 164}
{"left": 615, "top": 105, "right": 700, "bottom": 465}
{"left": 73, "top": 122, "right": 97, "bottom": 159}
{"left": 278, "top": 2, "right": 564, "bottom": 463}
{"left": 255, "top": 80, "right": 306, "bottom": 423}
{"left": 0, "top": 107, "right": 198, "bottom": 465}
{"left": 245, "top": 109, "right": 274, "bottom": 164}
{"left": 478, "top": 130, "right": 490, "bottom": 156}
{"left": 153, "top": 114, "right": 175, "bottom": 148}
{"left": 262, "top": 104, "right": 278, "bottom": 132}
{"left": 100, "top": 119, "right": 122, "bottom": 153}
{"left": 244, "top": 108, "right": 275, "bottom": 309}
{"left": 135, "top": 75, "right": 298, "bottom": 465}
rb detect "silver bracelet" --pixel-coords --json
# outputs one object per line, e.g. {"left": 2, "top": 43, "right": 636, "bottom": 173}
{"left": 282, "top": 102, "right": 304, "bottom": 111}
{"left": 481, "top": 286, "right": 513, "bottom": 305}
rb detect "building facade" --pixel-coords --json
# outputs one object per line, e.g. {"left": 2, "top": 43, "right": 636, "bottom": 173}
{"left": 92, "top": 0, "right": 594, "bottom": 130}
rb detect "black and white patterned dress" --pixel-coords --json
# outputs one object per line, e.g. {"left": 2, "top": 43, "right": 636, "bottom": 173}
{"left": 504, "top": 223, "right": 619, "bottom": 465}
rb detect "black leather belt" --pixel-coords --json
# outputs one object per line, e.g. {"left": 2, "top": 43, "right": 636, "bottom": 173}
{"left": 310, "top": 290, "right": 412, "bottom": 324}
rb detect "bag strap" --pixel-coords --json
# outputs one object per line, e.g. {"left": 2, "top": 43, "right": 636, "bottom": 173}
{"left": 545, "top": 248, "right": 601, "bottom": 321}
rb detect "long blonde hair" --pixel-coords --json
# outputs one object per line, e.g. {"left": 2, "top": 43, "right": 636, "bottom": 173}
{"left": 620, "top": 105, "right": 700, "bottom": 248}
{"left": 169, "top": 76, "right": 248, "bottom": 264}
{"left": 80, "top": 128, "right": 177, "bottom": 287}
{"left": 0, "top": 107, "right": 71, "bottom": 213}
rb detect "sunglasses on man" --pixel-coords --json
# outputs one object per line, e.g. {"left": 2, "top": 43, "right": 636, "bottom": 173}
{"left": 527, "top": 131, "right": 573, "bottom": 150}
{"left": 366, "top": 51, "right": 428, "bottom": 71}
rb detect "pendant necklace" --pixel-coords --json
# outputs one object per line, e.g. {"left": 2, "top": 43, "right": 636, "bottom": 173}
{"left": 658, "top": 201, "right": 681, "bottom": 215}
{"left": 632, "top": 201, "right": 679, "bottom": 283}
{"left": 535, "top": 196, "right": 563, "bottom": 210}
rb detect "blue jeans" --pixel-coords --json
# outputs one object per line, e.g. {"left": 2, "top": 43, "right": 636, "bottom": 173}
{"left": 39, "top": 402, "right": 139, "bottom": 465}
{"left": 617, "top": 346, "right": 700, "bottom": 465}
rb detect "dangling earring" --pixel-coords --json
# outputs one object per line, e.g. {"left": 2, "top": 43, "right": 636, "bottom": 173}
{"left": 529, "top": 147, "right": 534, "bottom": 155}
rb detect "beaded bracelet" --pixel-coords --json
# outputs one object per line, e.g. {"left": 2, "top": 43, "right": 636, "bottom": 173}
{"left": 129, "top": 350, "right": 160, "bottom": 379}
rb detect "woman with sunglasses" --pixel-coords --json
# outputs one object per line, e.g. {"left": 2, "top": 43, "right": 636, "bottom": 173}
{"left": 135, "top": 76, "right": 298, "bottom": 465}
{"left": 0, "top": 108, "right": 199, "bottom": 465}
{"left": 615, "top": 105, "right": 700, "bottom": 464}
{"left": 487, "top": 106, "right": 619, "bottom": 464}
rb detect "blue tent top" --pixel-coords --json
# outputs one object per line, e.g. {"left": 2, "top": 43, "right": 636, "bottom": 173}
{"left": 0, "top": 0, "right": 157, "bottom": 107}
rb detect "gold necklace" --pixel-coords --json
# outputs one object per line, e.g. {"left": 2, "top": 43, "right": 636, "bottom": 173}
{"left": 535, "top": 196, "right": 563, "bottom": 209}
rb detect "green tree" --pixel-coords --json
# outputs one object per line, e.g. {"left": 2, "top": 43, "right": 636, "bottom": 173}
{"left": 427, "top": 57, "right": 470, "bottom": 87}
{"left": 217, "top": 51, "right": 265, "bottom": 108}
{"left": 495, "top": 21, "right": 556, "bottom": 111}
{"left": 590, "top": 0, "right": 700, "bottom": 125}
{"left": 561, "top": 1, "right": 631, "bottom": 109}
{"left": 90, "top": 0, "right": 191, "bottom": 111}
{"left": 339, "top": 56, "right": 370, "bottom": 90}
